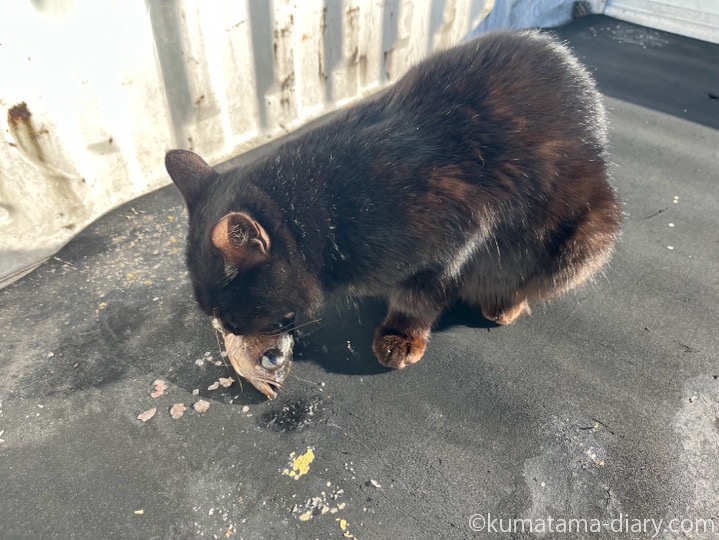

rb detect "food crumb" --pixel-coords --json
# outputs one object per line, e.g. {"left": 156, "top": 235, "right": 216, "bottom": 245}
{"left": 137, "top": 407, "right": 157, "bottom": 422}
{"left": 192, "top": 389, "right": 200, "bottom": 396}
{"left": 282, "top": 447, "right": 315, "bottom": 480}
{"left": 369, "top": 479, "right": 381, "bottom": 489}
{"left": 134, "top": 509, "right": 144, "bottom": 515}
{"left": 194, "top": 400, "right": 210, "bottom": 413}
{"left": 151, "top": 379, "right": 168, "bottom": 398}
{"left": 208, "top": 381, "right": 220, "bottom": 391}
{"left": 170, "top": 403, "right": 186, "bottom": 419}
{"left": 241, "top": 405, "right": 250, "bottom": 413}
{"left": 218, "top": 377, "right": 234, "bottom": 388}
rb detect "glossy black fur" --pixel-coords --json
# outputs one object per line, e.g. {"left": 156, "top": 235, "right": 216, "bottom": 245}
{"left": 167, "top": 30, "right": 622, "bottom": 369}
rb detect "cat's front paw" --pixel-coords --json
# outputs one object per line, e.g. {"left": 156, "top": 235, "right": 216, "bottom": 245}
{"left": 372, "top": 328, "right": 428, "bottom": 369}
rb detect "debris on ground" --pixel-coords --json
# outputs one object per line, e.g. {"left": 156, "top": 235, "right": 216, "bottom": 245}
{"left": 170, "top": 403, "right": 186, "bottom": 419}
{"left": 291, "top": 486, "right": 347, "bottom": 522}
{"left": 193, "top": 400, "right": 210, "bottom": 413}
{"left": 137, "top": 407, "right": 157, "bottom": 422}
{"left": 151, "top": 379, "right": 168, "bottom": 398}
{"left": 282, "top": 447, "right": 315, "bottom": 480}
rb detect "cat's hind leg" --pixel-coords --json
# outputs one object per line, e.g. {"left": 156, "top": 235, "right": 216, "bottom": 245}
{"left": 481, "top": 298, "right": 531, "bottom": 326}
{"left": 460, "top": 207, "right": 621, "bottom": 325}
{"left": 457, "top": 244, "right": 536, "bottom": 326}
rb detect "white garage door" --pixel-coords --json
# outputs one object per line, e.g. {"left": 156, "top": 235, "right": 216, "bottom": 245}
{"left": 605, "top": 0, "right": 719, "bottom": 43}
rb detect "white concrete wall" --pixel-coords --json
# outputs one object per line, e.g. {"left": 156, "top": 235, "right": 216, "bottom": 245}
{"left": 2, "top": 0, "right": 716, "bottom": 286}
{"left": 0, "top": 0, "right": 494, "bottom": 286}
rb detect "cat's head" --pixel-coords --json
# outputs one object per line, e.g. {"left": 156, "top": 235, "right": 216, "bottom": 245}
{"left": 165, "top": 149, "right": 319, "bottom": 336}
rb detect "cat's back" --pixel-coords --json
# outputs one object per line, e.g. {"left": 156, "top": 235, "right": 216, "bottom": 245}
{"left": 396, "top": 30, "right": 595, "bottom": 102}
{"left": 389, "top": 30, "right": 606, "bottom": 149}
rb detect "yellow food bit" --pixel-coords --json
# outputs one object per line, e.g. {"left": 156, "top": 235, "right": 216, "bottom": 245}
{"left": 298, "top": 510, "right": 314, "bottom": 522}
{"left": 282, "top": 447, "right": 315, "bottom": 480}
{"left": 336, "top": 518, "right": 358, "bottom": 539}
{"left": 133, "top": 509, "right": 144, "bottom": 515}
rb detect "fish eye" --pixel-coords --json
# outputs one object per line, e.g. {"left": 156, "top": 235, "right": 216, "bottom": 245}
{"left": 260, "top": 348, "right": 285, "bottom": 370}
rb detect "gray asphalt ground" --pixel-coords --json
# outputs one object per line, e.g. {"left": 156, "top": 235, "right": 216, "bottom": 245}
{"left": 1, "top": 15, "right": 717, "bottom": 540}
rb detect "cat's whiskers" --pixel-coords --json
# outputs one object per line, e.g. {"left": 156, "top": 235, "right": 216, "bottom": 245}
{"left": 288, "top": 318, "right": 327, "bottom": 339}
{"left": 257, "top": 318, "right": 323, "bottom": 337}
{"left": 289, "top": 372, "right": 319, "bottom": 385}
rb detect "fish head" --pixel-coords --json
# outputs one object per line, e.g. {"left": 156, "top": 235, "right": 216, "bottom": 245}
{"left": 215, "top": 318, "right": 293, "bottom": 399}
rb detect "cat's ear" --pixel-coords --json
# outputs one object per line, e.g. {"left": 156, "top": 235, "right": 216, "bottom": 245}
{"left": 211, "top": 212, "right": 271, "bottom": 269}
{"left": 165, "top": 149, "right": 216, "bottom": 209}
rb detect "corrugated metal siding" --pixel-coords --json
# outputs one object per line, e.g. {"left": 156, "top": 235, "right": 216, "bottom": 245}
{"left": 0, "top": 0, "right": 494, "bottom": 286}
{"left": 605, "top": 0, "right": 719, "bottom": 44}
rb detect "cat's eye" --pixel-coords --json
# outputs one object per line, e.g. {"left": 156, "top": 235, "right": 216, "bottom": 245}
{"left": 272, "top": 312, "right": 296, "bottom": 331}
{"left": 260, "top": 348, "right": 285, "bottom": 370}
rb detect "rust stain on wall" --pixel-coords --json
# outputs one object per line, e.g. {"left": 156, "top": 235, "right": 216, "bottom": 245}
{"left": 7, "top": 102, "right": 46, "bottom": 163}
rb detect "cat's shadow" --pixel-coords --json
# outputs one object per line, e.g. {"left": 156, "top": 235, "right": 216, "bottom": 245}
{"left": 294, "top": 299, "right": 498, "bottom": 376}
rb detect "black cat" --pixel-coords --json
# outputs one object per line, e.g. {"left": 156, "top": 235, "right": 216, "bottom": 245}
{"left": 166, "top": 30, "right": 622, "bottom": 370}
